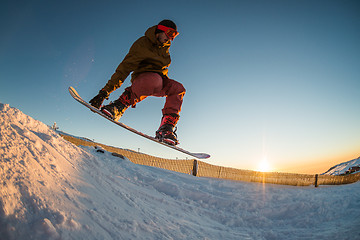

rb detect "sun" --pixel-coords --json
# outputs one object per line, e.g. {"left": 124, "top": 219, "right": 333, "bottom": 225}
{"left": 257, "top": 157, "right": 272, "bottom": 172}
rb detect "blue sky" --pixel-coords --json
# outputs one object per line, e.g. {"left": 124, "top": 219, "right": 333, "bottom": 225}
{"left": 1, "top": 0, "right": 359, "bottom": 173}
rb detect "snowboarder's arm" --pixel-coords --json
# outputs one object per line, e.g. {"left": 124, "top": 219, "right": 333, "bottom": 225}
{"left": 102, "top": 39, "right": 145, "bottom": 93}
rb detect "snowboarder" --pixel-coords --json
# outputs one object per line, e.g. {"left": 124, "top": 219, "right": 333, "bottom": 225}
{"left": 89, "top": 20, "right": 185, "bottom": 146}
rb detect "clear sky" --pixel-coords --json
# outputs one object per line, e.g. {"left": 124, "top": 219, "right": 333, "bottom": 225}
{"left": 1, "top": 0, "right": 359, "bottom": 174}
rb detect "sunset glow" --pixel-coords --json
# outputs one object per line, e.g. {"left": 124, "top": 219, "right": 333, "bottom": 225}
{"left": 257, "top": 157, "right": 272, "bottom": 172}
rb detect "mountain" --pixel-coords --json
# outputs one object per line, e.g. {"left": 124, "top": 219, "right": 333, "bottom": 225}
{"left": 323, "top": 156, "right": 360, "bottom": 176}
{"left": 1, "top": 102, "right": 360, "bottom": 240}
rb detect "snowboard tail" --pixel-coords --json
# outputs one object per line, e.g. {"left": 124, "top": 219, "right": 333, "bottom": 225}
{"left": 68, "top": 87, "right": 210, "bottom": 159}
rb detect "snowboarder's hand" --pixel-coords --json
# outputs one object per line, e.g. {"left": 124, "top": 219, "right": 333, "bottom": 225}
{"left": 89, "top": 89, "right": 109, "bottom": 109}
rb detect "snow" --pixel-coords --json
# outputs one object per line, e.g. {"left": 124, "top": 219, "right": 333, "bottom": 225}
{"left": 1, "top": 102, "right": 360, "bottom": 240}
{"left": 323, "top": 156, "right": 360, "bottom": 175}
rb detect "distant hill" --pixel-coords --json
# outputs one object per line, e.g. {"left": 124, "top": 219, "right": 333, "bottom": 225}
{"left": 323, "top": 156, "right": 360, "bottom": 175}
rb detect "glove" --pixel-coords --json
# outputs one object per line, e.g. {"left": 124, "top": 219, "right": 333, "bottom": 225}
{"left": 89, "top": 89, "right": 109, "bottom": 109}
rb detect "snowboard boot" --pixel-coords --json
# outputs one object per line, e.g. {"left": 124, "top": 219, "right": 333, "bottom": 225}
{"left": 101, "top": 99, "right": 128, "bottom": 121}
{"left": 156, "top": 114, "right": 180, "bottom": 146}
{"left": 101, "top": 89, "right": 132, "bottom": 121}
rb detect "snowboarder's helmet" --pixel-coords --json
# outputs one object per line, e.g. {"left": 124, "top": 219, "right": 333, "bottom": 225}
{"left": 156, "top": 20, "right": 178, "bottom": 40}
{"left": 158, "top": 20, "right": 177, "bottom": 30}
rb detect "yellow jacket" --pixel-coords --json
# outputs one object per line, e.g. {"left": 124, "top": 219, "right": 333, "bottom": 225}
{"left": 103, "top": 26, "right": 172, "bottom": 93}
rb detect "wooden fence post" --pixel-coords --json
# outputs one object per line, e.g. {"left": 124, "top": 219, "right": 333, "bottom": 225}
{"left": 315, "top": 174, "right": 319, "bottom": 187}
{"left": 192, "top": 160, "right": 198, "bottom": 176}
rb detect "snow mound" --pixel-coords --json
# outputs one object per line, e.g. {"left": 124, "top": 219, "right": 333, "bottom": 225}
{"left": 323, "top": 157, "right": 360, "bottom": 175}
{"left": 1, "top": 103, "right": 360, "bottom": 240}
{"left": 0, "top": 103, "right": 91, "bottom": 239}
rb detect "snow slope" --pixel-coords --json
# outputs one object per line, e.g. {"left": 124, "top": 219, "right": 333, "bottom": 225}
{"left": 1, "top": 102, "right": 360, "bottom": 240}
{"left": 323, "top": 156, "right": 360, "bottom": 175}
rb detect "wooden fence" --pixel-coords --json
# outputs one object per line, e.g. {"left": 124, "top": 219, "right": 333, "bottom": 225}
{"left": 60, "top": 134, "right": 360, "bottom": 187}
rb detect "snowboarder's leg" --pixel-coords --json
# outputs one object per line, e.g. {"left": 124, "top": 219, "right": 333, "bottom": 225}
{"left": 101, "top": 72, "right": 186, "bottom": 145}
{"left": 101, "top": 72, "right": 164, "bottom": 121}
{"left": 155, "top": 78, "right": 185, "bottom": 145}
{"left": 129, "top": 73, "right": 186, "bottom": 145}
{"left": 161, "top": 78, "right": 186, "bottom": 116}
{"left": 120, "top": 72, "right": 186, "bottom": 116}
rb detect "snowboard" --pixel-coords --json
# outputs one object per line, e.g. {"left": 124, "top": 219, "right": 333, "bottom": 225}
{"left": 68, "top": 87, "right": 210, "bottom": 159}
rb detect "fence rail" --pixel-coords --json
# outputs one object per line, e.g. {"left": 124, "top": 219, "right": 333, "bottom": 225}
{"left": 60, "top": 134, "right": 360, "bottom": 187}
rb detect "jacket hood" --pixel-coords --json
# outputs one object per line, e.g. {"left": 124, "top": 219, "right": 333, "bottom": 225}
{"left": 145, "top": 25, "right": 171, "bottom": 47}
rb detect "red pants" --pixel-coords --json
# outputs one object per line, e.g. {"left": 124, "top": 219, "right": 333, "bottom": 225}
{"left": 122, "top": 72, "right": 185, "bottom": 116}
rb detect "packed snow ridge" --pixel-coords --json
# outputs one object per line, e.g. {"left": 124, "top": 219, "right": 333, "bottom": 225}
{"left": 1, "top": 102, "right": 360, "bottom": 240}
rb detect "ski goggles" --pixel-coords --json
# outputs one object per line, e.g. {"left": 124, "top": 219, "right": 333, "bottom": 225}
{"left": 157, "top": 25, "right": 179, "bottom": 40}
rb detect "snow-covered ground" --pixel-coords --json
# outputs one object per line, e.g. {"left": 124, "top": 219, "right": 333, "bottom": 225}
{"left": 1, "top": 102, "right": 360, "bottom": 240}
{"left": 323, "top": 156, "right": 360, "bottom": 176}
